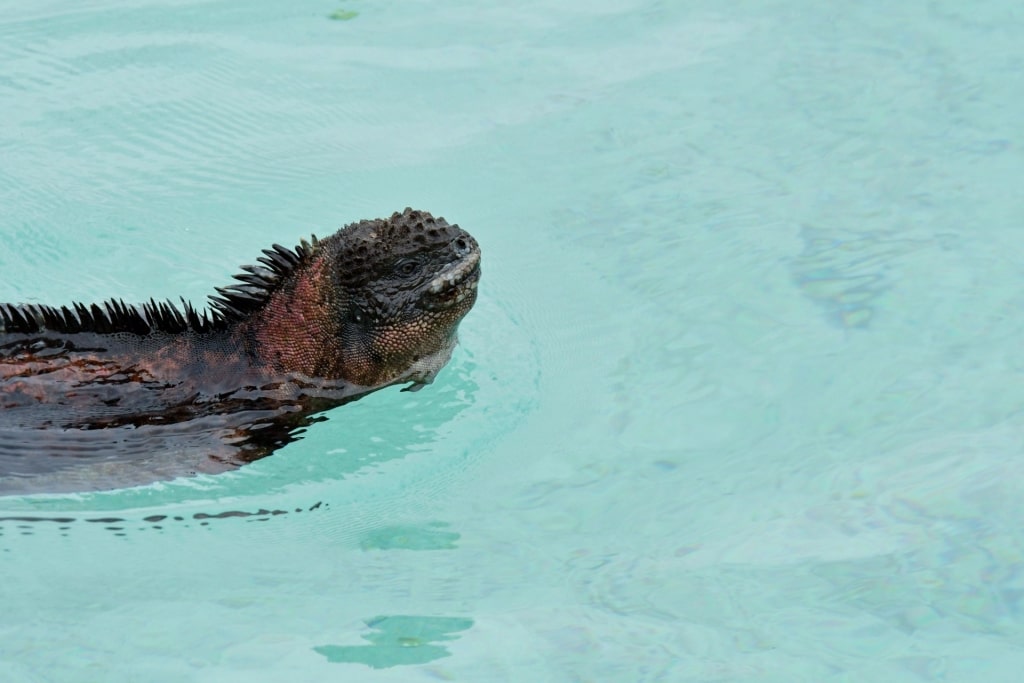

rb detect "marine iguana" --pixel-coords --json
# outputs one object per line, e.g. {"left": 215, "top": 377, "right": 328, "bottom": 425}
{"left": 0, "top": 208, "right": 480, "bottom": 495}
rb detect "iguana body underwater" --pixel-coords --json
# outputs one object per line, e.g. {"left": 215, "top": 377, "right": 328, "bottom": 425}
{"left": 0, "top": 209, "right": 480, "bottom": 495}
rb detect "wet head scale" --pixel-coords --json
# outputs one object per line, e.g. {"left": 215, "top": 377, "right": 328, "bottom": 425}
{"left": 245, "top": 208, "right": 481, "bottom": 388}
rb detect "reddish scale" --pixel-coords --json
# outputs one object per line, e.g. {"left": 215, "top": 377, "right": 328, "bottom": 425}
{"left": 246, "top": 252, "right": 345, "bottom": 380}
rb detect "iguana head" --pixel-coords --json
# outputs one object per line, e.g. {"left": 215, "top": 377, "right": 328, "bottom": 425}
{"left": 241, "top": 208, "right": 480, "bottom": 388}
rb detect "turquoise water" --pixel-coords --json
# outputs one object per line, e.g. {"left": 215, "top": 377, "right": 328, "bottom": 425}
{"left": 2, "top": 0, "right": 1024, "bottom": 679}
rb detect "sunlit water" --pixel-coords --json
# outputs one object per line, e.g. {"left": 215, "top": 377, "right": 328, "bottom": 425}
{"left": 2, "top": 0, "right": 1023, "bottom": 680}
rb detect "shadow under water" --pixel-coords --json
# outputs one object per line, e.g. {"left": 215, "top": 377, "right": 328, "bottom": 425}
{"left": 314, "top": 615, "right": 474, "bottom": 669}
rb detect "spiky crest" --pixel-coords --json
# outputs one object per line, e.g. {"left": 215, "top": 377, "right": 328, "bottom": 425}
{"left": 0, "top": 236, "right": 320, "bottom": 337}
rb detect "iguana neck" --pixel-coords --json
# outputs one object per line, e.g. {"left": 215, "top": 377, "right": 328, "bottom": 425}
{"left": 239, "top": 248, "right": 346, "bottom": 380}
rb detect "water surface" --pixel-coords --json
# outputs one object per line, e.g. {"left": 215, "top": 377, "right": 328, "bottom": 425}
{"left": 2, "top": 0, "right": 1024, "bottom": 680}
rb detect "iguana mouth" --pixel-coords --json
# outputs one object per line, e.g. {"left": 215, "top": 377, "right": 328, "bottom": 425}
{"left": 426, "top": 247, "right": 481, "bottom": 310}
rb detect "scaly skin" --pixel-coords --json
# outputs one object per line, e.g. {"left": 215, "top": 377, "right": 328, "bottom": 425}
{"left": 0, "top": 208, "right": 480, "bottom": 494}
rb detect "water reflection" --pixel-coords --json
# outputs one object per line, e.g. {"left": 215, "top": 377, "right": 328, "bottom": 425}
{"left": 314, "top": 615, "right": 473, "bottom": 669}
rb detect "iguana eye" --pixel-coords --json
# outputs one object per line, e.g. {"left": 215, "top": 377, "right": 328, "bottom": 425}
{"left": 397, "top": 260, "right": 418, "bottom": 276}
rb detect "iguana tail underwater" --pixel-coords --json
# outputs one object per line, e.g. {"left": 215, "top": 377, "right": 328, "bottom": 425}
{"left": 0, "top": 208, "right": 480, "bottom": 495}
